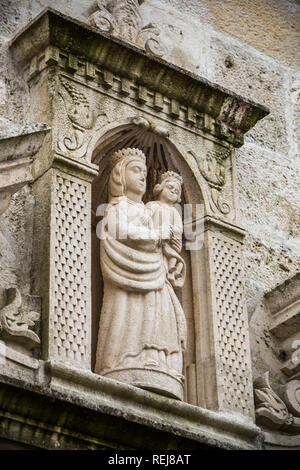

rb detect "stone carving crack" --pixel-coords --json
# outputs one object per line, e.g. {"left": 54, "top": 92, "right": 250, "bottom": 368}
{"left": 0, "top": 288, "right": 40, "bottom": 348}
{"left": 88, "top": 0, "right": 166, "bottom": 58}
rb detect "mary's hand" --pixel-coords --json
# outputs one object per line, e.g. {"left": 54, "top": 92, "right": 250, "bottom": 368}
{"left": 160, "top": 224, "right": 172, "bottom": 241}
{"left": 140, "top": 207, "right": 153, "bottom": 227}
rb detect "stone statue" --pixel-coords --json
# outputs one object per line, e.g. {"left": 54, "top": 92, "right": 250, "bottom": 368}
{"left": 95, "top": 148, "right": 187, "bottom": 400}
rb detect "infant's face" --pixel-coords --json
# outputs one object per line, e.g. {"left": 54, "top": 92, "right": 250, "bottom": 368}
{"left": 159, "top": 180, "right": 180, "bottom": 204}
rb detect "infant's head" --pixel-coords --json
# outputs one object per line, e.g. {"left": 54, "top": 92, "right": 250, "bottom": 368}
{"left": 153, "top": 171, "right": 183, "bottom": 204}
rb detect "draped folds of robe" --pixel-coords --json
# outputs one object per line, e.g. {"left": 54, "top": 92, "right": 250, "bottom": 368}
{"left": 95, "top": 197, "right": 187, "bottom": 381}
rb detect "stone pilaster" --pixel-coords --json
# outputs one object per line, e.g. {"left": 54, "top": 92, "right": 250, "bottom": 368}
{"left": 208, "top": 227, "right": 253, "bottom": 416}
{"left": 32, "top": 156, "right": 98, "bottom": 369}
{"left": 193, "top": 217, "right": 254, "bottom": 418}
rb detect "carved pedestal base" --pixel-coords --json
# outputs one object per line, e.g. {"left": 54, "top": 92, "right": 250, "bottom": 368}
{"left": 103, "top": 368, "right": 184, "bottom": 401}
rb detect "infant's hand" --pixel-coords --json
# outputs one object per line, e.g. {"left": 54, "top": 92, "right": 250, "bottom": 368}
{"left": 171, "top": 235, "right": 182, "bottom": 252}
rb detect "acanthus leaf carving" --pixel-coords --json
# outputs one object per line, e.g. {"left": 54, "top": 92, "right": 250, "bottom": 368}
{"left": 0, "top": 288, "right": 40, "bottom": 348}
{"left": 284, "top": 380, "right": 300, "bottom": 418}
{"left": 136, "top": 22, "right": 166, "bottom": 58}
{"left": 188, "top": 148, "right": 231, "bottom": 215}
{"left": 88, "top": 0, "right": 166, "bottom": 58}
{"left": 254, "top": 372, "right": 300, "bottom": 434}
{"left": 89, "top": 0, "right": 117, "bottom": 34}
{"left": 57, "top": 77, "right": 107, "bottom": 160}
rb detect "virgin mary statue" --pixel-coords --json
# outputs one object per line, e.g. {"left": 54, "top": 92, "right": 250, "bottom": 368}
{"left": 95, "top": 147, "right": 187, "bottom": 400}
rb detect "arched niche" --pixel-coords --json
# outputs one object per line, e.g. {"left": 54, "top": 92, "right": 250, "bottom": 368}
{"left": 91, "top": 122, "right": 205, "bottom": 404}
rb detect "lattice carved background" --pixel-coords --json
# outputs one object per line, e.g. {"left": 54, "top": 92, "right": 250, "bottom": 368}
{"left": 51, "top": 172, "right": 91, "bottom": 366}
{"left": 211, "top": 233, "right": 253, "bottom": 416}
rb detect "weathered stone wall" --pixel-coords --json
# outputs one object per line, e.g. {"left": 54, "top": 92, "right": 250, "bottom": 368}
{"left": 0, "top": 0, "right": 299, "bottom": 383}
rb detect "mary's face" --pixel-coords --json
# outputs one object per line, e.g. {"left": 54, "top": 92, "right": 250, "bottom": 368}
{"left": 124, "top": 160, "right": 147, "bottom": 196}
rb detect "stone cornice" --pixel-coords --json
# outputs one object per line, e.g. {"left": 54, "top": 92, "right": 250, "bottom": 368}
{"left": 0, "top": 123, "right": 50, "bottom": 215}
{"left": 204, "top": 215, "right": 246, "bottom": 241}
{"left": 266, "top": 272, "right": 300, "bottom": 316}
{"left": 9, "top": 8, "right": 269, "bottom": 138}
{"left": 0, "top": 123, "right": 50, "bottom": 163}
{"left": 0, "top": 361, "right": 263, "bottom": 450}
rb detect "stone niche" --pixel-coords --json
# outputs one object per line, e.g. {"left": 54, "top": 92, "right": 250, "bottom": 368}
{"left": 0, "top": 7, "right": 271, "bottom": 450}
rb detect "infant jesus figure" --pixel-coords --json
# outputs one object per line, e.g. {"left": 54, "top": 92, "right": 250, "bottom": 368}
{"left": 145, "top": 171, "right": 186, "bottom": 288}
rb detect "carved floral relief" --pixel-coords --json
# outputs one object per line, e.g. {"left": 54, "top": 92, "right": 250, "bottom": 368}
{"left": 0, "top": 288, "right": 40, "bottom": 348}
{"left": 254, "top": 372, "right": 300, "bottom": 434}
{"left": 188, "top": 148, "right": 232, "bottom": 216}
{"left": 88, "top": 0, "right": 166, "bottom": 58}
{"left": 284, "top": 380, "right": 300, "bottom": 418}
{"left": 57, "top": 77, "right": 108, "bottom": 160}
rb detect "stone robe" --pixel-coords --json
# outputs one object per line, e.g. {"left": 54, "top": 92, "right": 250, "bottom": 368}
{"left": 95, "top": 196, "right": 187, "bottom": 383}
